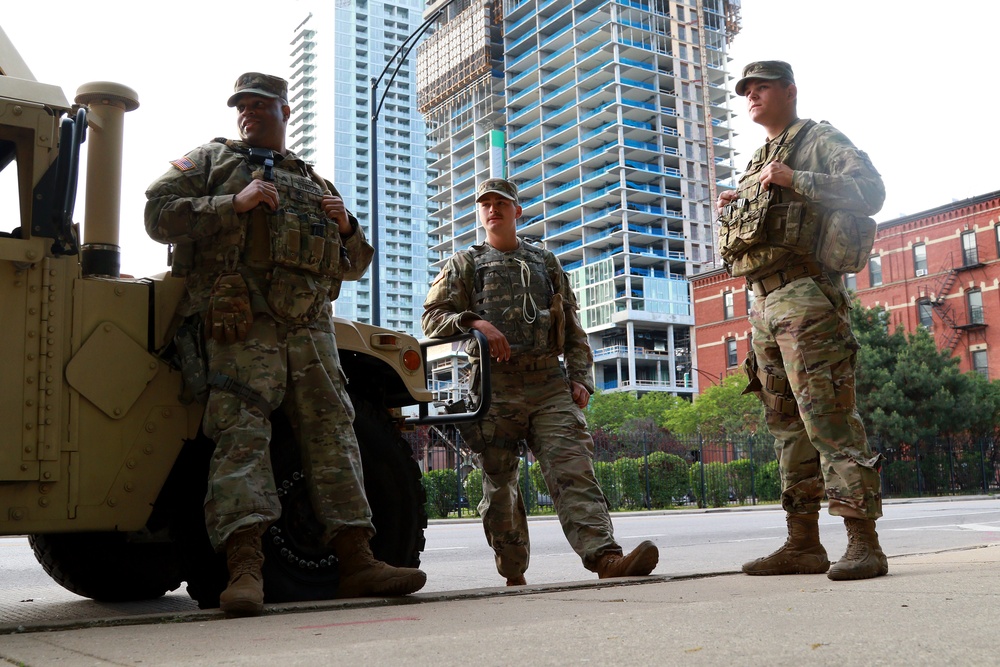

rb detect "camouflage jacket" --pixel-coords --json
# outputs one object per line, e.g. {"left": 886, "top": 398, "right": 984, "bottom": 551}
{"left": 422, "top": 240, "right": 596, "bottom": 394}
{"left": 144, "top": 140, "right": 373, "bottom": 331}
{"left": 730, "top": 120, "right": 885, "bottom": 279}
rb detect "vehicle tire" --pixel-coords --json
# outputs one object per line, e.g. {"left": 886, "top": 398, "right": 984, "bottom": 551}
{"left": 28, "top": 532, "right": 183, "bottom": 602}
{"left": 259, "top": 394, "right": 427, "bottom": 603}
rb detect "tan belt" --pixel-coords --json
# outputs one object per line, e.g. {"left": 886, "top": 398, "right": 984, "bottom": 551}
{"left": 750, "top": 259, "right": 823, "bottom": 297}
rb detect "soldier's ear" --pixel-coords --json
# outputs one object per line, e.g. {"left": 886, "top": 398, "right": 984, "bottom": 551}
{"left": 282, "top": 104, "right": 291, "bottom": 122}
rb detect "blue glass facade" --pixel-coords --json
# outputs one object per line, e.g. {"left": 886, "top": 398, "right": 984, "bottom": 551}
{"left": 289, "top": 1, "right": 431, "bottom": 334}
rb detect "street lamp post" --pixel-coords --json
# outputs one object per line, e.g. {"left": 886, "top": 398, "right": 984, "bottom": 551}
{"left": 369, "top": 0, "right": 460, "bottom": 326}
{"left": 685, "top": 366, "right": 721, "bottom": 388}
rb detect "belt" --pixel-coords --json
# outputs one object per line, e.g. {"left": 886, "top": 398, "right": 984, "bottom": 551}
{"left": 492, "top": 357, "right": 562, "bottom": 373}
{"left": 750, "top": 259, "right": 823, "bottom": 297}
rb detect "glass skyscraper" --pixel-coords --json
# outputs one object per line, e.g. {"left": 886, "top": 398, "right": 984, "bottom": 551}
{"left": 288, "top": 1, "right": 432, "bottom": 334}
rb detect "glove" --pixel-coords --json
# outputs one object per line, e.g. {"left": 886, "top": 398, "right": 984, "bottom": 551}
{"left": 205, "top": 272, "right": 253, "bottom": 343}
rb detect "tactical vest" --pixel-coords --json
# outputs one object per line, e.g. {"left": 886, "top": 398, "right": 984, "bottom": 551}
{"left": 717, "top": 119, "right": 819, "bottom": 277}
{"left": 471, "top": 241, "right": 557, "bottom": 358}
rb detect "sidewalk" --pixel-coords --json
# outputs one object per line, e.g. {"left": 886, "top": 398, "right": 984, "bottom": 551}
{"left": 2, "top": 544, "right": 998, "bottom": 666}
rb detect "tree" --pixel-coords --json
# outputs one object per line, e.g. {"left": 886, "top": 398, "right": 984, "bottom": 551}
{"left": 585, "top": 391, "right": 641, "bottom": 432}
{"left": 852, "top": 303, "right": 973, "bottom": 445}
{"left": 661, "top": 373, "right": 765, "bottom": 441}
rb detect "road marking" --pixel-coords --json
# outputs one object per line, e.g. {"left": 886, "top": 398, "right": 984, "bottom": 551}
{"left": 888, "top": 522, "right": 1000, "bottom": 532}
{"left": 296, "top": 617, "right": 420, "bottom": 630}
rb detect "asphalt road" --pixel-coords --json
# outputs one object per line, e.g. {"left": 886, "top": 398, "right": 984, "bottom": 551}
{"left": 1, "top": 497, "right": 998, "bottom": 627}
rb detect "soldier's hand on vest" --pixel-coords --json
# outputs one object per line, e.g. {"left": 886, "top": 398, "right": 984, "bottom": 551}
{"left": 322, "top": 195, "right": 352, "bottom": 235}
{"left": 716, "top": 190, "right": 737, "bottom": 216}
{"left": 759, "top": 161, "right": 794, "bottom": 190}
{"left": 470, "top": 319, "right": 510, "bottom": 362}
{"left": 233, "top": 180, "right": 279, "bottom": 214}
{"left": 570, "top": 381, "right": 590, "bottom": 409}
{"left": 205, "top": 272, "right": 253, "bottom": 344}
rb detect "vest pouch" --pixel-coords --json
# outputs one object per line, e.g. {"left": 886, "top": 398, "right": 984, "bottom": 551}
{"left": 271, "top": 211, "right": 303, "bottom": 267}
{"left": 766, "top": 201, "right": 820, "bottom": 255}
{"left": 718, "top": 206, "right": 766, "bottom": 264}
{"left": 531, "top": 307, "right": 553, "bottom": 355}
{"left": 816, "top": 210, "right": 876, "bottom": 273}
{"left": 300, "top": 214, "right": 326, "bottom": 274}
{"left": 318, "top": 222, "right": 346, "bottom": 280}
{"left": 266, "top": 265, "right": 330, "bottom": 325}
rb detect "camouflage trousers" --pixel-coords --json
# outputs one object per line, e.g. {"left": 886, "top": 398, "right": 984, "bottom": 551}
{"left": 472, "top": 360, "right": 619, "bottom": 578}
{"left": 748, "top": 273, "right": 882, "bottom": 520}
{"left": 202, "top": 313, "right": 373, "bottom": 551}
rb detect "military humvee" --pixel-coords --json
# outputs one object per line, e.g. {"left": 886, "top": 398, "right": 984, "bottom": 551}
{"left": 0, "top": 25, "right": 483, "bottom": 607}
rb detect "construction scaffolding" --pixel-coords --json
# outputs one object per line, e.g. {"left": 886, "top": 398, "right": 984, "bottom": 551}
{"left": 416, "top": 0, "right": 503, "bottom": 114}
{"left": 723, "top": 0, "right": 742, "bottom": 43}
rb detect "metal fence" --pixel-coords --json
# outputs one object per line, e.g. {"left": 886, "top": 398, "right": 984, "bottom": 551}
{"left": 404, "top": 426, "right": 1000, "bottom": 518}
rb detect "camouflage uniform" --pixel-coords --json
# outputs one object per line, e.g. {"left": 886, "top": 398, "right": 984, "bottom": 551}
{"left": 422, "top": 239, "right": 624, "bottom": 577}
{"left": 145, "top": 140, "right": 376, "bottom": 550}
{"left": 728, "top": 121, "right": 886, "bottom": 520}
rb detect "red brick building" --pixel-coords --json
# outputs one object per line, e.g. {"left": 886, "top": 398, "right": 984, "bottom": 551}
{"left": 691, "top": 190, "right": 1000, "bottom": 391}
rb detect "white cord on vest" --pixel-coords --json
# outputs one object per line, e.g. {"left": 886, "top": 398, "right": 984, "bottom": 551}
{"left": 519, "top": 258, "right": 538, "bottom": 324}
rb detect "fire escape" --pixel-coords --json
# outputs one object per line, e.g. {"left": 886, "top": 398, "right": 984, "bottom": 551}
{"left": 929, "top": 249, "right": 987, "bottom": 353}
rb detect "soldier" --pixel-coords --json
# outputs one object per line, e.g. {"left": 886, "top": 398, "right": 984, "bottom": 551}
{"left": 422, "top": 178, "right": 659, "bottom": 585}
{"left": 145, "top": 73, "right": 426, "bottom": 617}
{"left": 717, "top": 61, "right": 888, "bottom": 580}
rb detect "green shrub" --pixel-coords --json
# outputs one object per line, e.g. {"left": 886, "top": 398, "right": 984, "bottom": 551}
{"left": 464, "top": 467, "right": 484, "bottom": 516}
{"left": 689, "top": 462, "right": 729, "bottom": 508}
{"left": 613, "top": 457, "right": 643, "bottom": 508}
{"left": 726, "top": 459, "right": 755, "bottom": 504}
{"left": 756, "top": 460, "right": 781, "bottom": 502}
{"left": 594, "top": 460, "right": 622, "bottom": 510}
{"left": 645, "top": 452, "right": 689, "bottom": 507}
{"left": 422, "top": 468, "right": 458, "bottom": 518}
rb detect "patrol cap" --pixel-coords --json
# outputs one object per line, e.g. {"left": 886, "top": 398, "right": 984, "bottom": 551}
{"left": 476, "top": 178, "right": 519, "bottom": 204}
{"left": 227, "top": 72, "right": 289, "bottom": 107}
{"left": 735, "top": 60, "right": 795, "bottom": 96}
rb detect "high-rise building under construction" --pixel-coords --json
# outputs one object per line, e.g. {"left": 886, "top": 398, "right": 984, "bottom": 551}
{"left": 417, "top": 0, "right": 742, "bottom": 396}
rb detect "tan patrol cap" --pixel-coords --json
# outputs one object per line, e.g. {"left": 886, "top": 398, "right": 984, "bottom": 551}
{"left": 735, "top": 61, "right": 795, "bottom": 96}
{"left": 476, "top": 178, "right": 519, "bottom": 204}
{"left": 227, "top": 72, "right": 288, "bottom": 107}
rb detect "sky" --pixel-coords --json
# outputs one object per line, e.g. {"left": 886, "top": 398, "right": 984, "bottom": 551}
{"left": 3, "top": 0, "right": 998, "bottom": 278}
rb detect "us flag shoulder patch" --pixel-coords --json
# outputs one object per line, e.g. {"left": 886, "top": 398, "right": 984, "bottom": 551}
{"left": 169, "top": 156, "right": 196, "bottom": 171}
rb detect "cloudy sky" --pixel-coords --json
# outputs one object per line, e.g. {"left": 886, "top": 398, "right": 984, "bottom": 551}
{"left": 3, "top": 0, "right": 997, "bottom": 277}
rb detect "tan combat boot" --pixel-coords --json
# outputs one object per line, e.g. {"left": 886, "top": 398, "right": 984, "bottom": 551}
{"left": 332, "top": 527, "right": 427, "bottom": 598}
{"left": 219, "top": 526, "right": 265, "bottom": 617}
{"left": 742, "top": 513, "right": 830, "bottom": 575}
{"left": 596, "top": 540, "right": 659, "bottom": 579}
{"left": 827, "top": 517, "right": 889, "bottom": 581}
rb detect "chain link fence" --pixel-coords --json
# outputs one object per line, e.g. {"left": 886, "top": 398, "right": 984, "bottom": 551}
{"left": 404, "top": 426, "right": 1000, "bottom": 518}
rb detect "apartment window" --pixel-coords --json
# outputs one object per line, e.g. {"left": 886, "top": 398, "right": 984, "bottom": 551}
{"left": 972, "top": 350, "right": 989, "bottom": 378}
{"left": 745, "top": 289, "right": 752, "bottom": 314}
{"left": 962, "top": 231, "right": 979, "bottom": 266}
{"left": 913, "top": 243, "right": 927, "bottom": 276}
{"left": 726, "top": 338, "right": 738, "bottom": 367}
{"left": 869, "top": 255, "right": 883, "bottom": 287}
{"left": 918, "top": 300, "right": 934, "bottom": 328}
{"left": 723, "top": 291, "right": 734, "bottom": 320}
{"left": 995, "top": 225, "right": 1000, "bottom": 257}
{"left": 967, "top": 289, "right": 984, "bottom": 325}
{"left": 844, "top": 273, "right": 857, "bottom": 291}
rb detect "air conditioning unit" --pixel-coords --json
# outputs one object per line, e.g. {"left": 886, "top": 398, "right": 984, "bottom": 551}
{"left": 916, "top": 269, "right": 928, "bottom": 277}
